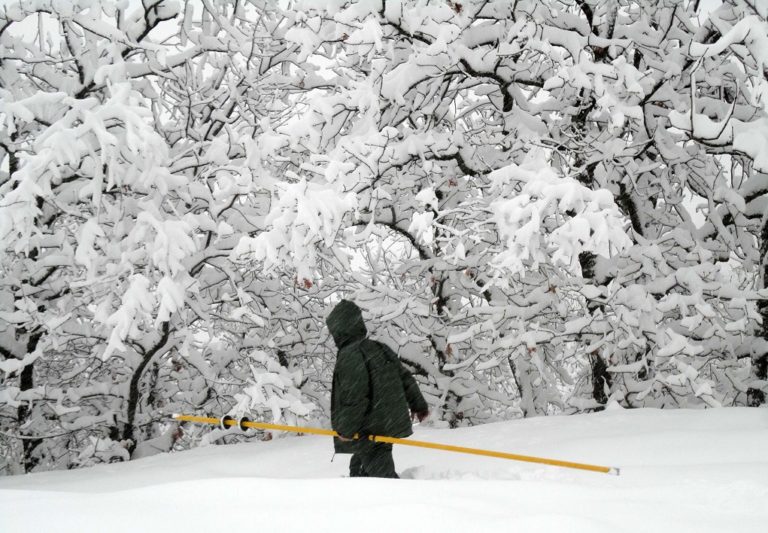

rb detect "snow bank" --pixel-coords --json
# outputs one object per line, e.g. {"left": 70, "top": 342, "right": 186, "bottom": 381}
{"left": 1, "top": 408, "right": 766, "bottom": 532}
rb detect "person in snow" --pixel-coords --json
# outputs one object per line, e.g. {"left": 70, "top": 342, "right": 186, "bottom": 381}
{"left": 326, "top": 299, "right": 429, "bottom": 478}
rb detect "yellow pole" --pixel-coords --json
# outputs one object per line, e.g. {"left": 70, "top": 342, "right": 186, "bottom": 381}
{"left": 172, "top": 414, "right": 620, "bottom": 475}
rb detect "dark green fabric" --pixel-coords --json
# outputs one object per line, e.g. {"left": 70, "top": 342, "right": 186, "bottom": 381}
{"left": 327, "top": 300, "right": 429, "bottom": 454}
{"left": 326, "top": 299, "right": 368, "bottom": 350}
{"left": 349, "top": 442, "right": 398, "bottom": 478}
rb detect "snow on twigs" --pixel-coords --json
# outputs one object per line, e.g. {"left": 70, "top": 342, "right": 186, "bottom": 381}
{"left": 490, "top": 155, "right": 632, "bottom": 275}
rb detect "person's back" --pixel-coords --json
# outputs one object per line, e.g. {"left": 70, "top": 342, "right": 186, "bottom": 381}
{"left": 326, "top": 299, "right": 428, "bottom": 478}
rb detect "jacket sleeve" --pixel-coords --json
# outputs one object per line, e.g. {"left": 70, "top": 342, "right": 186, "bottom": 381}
{"left": 333, "top": 347, "right": 370, "bottom": 437}
{"left": 399, "top": 361, "right": 429, "bottom": 413}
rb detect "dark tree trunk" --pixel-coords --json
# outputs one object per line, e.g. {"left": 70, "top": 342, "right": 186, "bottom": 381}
{"left": 123, "top": 322, "right": 171, "bottom": 455}
{"left": 748, "top": 218, "right": 768, "bottom": 406}
{"left": 17, "top": 330, "right": 43, "bottom": 472}
{"left": 579, "top": 251, "right": 613, "bottom": 409}
{"left": 590, "top": 351, "right": 612, "bottom": 406}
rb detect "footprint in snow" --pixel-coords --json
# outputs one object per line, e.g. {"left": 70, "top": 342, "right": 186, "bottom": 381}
{"left": 399, "top": 465, "right": 521, "bottom": 480}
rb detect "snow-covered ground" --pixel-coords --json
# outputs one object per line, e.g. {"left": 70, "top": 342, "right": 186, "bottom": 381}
{"left": 1, "top": 407, "right": 766, "bottom": 532}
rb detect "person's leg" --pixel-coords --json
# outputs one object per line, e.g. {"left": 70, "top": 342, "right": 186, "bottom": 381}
{"left": 349, "top": 452, "right": 367, "bottom": 477}
{"left": 359, "top": 442, "right": 398, "bottom": 478}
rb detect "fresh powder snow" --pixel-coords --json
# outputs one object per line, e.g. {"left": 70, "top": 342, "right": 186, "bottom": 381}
{"left": 1, "top": 407, "right": 766, "bottom": 533}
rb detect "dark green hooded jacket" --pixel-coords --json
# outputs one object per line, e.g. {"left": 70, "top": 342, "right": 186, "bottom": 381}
{"left": 327, "top": 300, "right": 428, "bottom": 453}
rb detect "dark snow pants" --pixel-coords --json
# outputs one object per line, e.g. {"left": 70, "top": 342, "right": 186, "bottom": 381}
{"left": 349, "top": 441, "right": 398, "bottom": 478}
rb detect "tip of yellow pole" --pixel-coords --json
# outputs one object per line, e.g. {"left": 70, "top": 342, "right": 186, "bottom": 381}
{"left": 609, "top": 467, "right": 621, "bottom": 476}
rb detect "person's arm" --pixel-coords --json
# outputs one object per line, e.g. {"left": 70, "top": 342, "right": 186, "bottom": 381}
{"left": 333, "top": 347, "right": 370, "bottom": 437}
{"left": 398, "top": 360, "right": 429, "bottom": 420}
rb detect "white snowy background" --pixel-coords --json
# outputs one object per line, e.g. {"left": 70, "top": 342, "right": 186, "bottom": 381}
{"left": 1, "top": 0, "right": 768, "bottom": 530}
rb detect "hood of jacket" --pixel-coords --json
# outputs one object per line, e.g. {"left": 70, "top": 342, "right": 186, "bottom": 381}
{"left": 326, "top": 299, "right": 367, "bottom": 349}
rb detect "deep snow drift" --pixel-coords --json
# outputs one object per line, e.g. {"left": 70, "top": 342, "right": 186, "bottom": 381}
{"left": 1, "top": 407, "right": 767, "bottom": 532}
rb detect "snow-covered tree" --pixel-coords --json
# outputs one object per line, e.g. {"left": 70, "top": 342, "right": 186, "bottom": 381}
{"left": 236, "top": 0, "right": 767, "bottom": 419}
{"left": 0, "top": 0, "right": 322, "bottom": 473}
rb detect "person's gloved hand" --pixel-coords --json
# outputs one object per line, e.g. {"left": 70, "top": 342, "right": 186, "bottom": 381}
{"left": 412, "top": 409, "right": 429, "bottom": 423}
